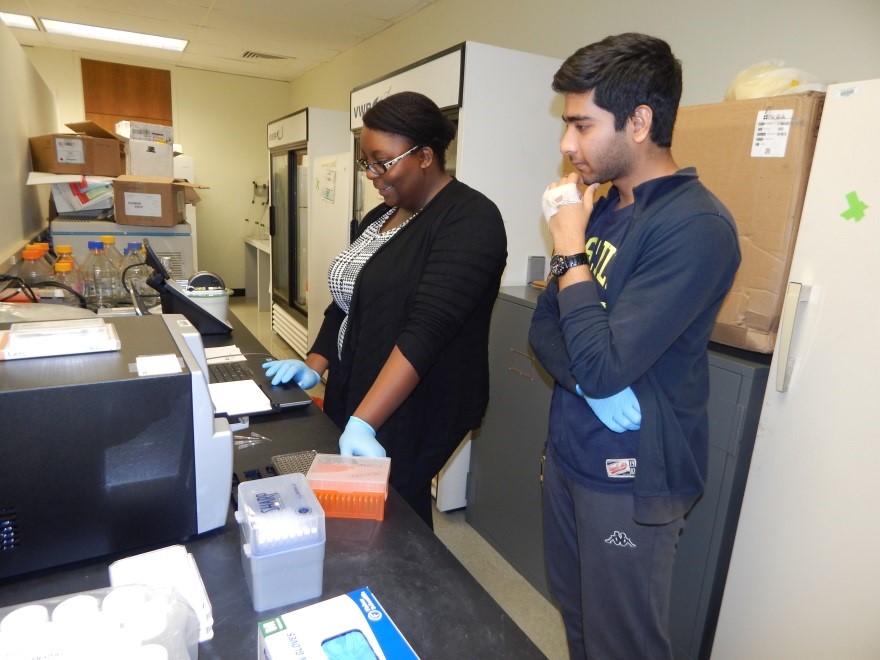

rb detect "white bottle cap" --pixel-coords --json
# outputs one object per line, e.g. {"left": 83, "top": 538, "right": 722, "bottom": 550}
{"left": 52, "top": 594, "right": 101, "bottom": 623}
{"left": 0, "top": 604, "right": 50, "bottom": 633}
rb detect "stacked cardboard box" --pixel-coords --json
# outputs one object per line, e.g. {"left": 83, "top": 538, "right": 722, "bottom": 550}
{"left": 671, "top": 92, "right": 824, "bottom": 353}
{"left": 29, "top": 122, "right": 124, "bottom": 177}
{"left": 115, "top": 120, "right": 175, "bottom": 177}
{"left": 113, "top": 174, "right": 201, "bottom": 227}
{"left": 30, "top": 121, "right": 203, "bottom": 229}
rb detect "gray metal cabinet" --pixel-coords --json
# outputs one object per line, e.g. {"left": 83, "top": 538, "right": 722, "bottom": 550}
{"left": 467, "top": 287, "right": 770, "bottom": 658}
{"left": 466, "top": 286, "right": 553, "bottom": 600}
{"left": 669, "top": 344, "right": 769, "bottom": 659}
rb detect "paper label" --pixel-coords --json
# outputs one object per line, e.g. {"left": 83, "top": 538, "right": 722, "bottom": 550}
{"left": 208, "top": 380, "right": 272, "bottom": 416}
{"left": 136, "top": 353, "right": 182, "bottom": 376}
{"left": 54, "top": 137, "right": 86, "bottom": 164}
{"left": 124, "top": 191, "right": 163, "bottom": 217}
{"left": 751, "top": 109, "right": 794, "bottom": 158}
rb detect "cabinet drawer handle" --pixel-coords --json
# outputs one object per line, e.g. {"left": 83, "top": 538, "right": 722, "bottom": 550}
{"left": 508, "top": 348, "right": 534, "bottom": 380}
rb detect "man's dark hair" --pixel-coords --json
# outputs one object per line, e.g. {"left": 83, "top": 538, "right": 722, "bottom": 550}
{"left": 552, "top": 33, "right": 682, "bottom": 147}
{"left": 362, "top": 91, "right": 457, "bottom": 170}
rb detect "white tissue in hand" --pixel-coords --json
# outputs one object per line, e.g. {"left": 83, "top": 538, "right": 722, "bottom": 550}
{"left": 541, "top": 182, "right": 582, "bottom": 224}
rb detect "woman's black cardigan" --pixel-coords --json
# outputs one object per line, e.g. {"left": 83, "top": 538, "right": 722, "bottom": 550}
{"left": 310, "top": 178, "right": 507, "bottom": 483}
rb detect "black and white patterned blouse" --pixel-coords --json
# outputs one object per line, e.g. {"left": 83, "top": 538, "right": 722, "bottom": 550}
{"left": 327, "top": 206, "right": 416, "bottom": 358}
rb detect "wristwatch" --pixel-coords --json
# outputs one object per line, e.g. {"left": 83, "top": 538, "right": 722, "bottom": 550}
{"left": 549, "top": 252, "right": 589, "bottom": 276}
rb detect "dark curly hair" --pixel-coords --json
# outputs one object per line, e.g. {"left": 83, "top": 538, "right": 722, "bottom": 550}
{"left": 553, "top": 33, "right": 682, "bottom": 148}
{"left": 362, "top": 91, "right": 457, "bottom": 170}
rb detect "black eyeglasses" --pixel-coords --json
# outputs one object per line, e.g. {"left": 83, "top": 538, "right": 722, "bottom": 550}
{"left": 356, "top": 144, "right": 421, "bottom": 175}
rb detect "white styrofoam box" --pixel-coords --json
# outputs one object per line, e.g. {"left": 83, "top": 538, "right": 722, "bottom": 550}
{"left": 127, "top": 140, "right": 174, "bottom": 177}
{"left": 0, "top": 585, "right": 199, "bottom": 659}
{"left": 173, "top": 155, "right": 194, "bottom": 183}
{"left": 109, "top": 544, "right": 214, "bottom": 642}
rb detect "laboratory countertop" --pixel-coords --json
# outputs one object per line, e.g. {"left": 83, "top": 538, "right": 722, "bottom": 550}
{"left": 0, "top": 311, "right": 543, "bottom": 659}
{"left": 242, "top": 236, "right": 270, "bottom": 252}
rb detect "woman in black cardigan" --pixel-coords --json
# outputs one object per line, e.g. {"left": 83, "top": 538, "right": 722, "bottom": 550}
{"left": 264, "top": 91, "right": 508, "bottom": 527}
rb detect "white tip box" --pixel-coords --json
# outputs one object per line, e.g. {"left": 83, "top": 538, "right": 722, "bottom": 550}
{"left": 235, "top": 473, "right": 325, "bottom": 611}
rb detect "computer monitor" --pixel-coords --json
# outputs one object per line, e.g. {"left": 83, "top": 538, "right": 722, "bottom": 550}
{"left": 142, "top": 238, "right": 232, "bottom": 335}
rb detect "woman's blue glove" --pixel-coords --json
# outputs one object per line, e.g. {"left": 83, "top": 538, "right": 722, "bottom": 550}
{"left": 339, "top": 416, "right": 387, "bottom": 457}
{"left": 262, "top": 359, "right": 320, "bottom": 388}
{"left": 575, "top": 384, "right": 641, "bottom": 433}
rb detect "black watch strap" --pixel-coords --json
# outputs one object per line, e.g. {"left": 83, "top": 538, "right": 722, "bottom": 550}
{"left": 550, "top": 252, "right": 588, "bottom": 276}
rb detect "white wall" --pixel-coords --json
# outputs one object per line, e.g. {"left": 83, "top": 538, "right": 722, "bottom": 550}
{"left": 281, "top": 0, "right": 879, "bottom": 285}
{"left": 0, "top": 24, "right": 57, "bottom": 266}
{"left": 286, "top": 0, "right": 880, "bottom": 109}
{"left": 21, "top": 48, "right": 291, "bottom": 289}
{"left": 7, "top": 0, "right": 879, "bottom": 279}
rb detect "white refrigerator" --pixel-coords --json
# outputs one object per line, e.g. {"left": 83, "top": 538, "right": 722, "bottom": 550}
{"left": 711, "top": 79, "right": 880, "bottom": 657}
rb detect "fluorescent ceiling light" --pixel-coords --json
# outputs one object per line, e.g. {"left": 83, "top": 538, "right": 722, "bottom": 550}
{"left": 41, "top": 18, "right": 187, "bottom": 52}
{"left": 1, "top": 12, "right": 39, "bottom": 29}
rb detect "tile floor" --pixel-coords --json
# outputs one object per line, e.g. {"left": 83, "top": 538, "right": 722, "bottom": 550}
{"left": 228, "top": 295, "right": 568, "bottom": 659}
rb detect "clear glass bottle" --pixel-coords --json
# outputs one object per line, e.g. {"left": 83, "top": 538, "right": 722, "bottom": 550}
{"left": 15, "top": 247, "right": 54, "bottom": 287}
{"left": 54, "top": 244, "right": 80, "bottom": 273}
{"left": 100, "top": 235, "right": 124, "bottom": 268}
{"left": 30, "top": 242, "right": 55, "bottom": 267}
{"left": 81, "top": 240, "right": 121, "bottom": 308}
{"left": 51, "top": 259, "right": 84, "bottom": 305}
{"left": 121, "top": 242, "right": 153, "bottom": 298}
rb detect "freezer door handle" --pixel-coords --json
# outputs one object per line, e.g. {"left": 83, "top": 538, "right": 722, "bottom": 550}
{"left": 776, "top": 281, "right": 811, "bottom": 392}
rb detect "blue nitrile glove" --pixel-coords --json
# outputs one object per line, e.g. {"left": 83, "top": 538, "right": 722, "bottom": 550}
{"left": 262, "top": 359, "right": 320, "bottom": 388}
{"left": 339, "top": 416, "right": 387, "bottom": 458}
{"left": 575, "top": 384, "right": 642, "bottom": 433}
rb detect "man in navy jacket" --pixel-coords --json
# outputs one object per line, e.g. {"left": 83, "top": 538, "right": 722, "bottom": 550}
{"left": 529, "top": 33, "right": 740, "bottom": 658}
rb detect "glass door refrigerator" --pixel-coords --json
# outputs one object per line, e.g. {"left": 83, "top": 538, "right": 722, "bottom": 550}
{"left": 267, "top": 109, "right": 349, "bottom": 357}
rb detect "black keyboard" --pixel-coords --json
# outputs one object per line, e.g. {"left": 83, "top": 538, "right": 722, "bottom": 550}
{"left": 208, "top": 360, "right": 255, "bottom": 383}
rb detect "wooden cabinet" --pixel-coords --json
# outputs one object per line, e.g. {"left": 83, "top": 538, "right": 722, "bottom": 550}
{"left": 81, "top": 59, "right": 172, "bottom": 134}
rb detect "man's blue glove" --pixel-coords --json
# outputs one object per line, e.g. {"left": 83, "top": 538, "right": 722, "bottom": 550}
{"left": 262, "top": 359, "right": 320, "bottom": 388}
{"left": 575, "top": 384, "right": 642, "bottom": 433}
{"left": 339, "top": 416, "right": 387, "bottom": 457}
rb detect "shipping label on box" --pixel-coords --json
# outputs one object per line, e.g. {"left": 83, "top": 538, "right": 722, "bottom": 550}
{"left": 54, "top": 137, "right": 86, "bottom": 164}
{"left": 123, "top": 190, "right": 164, "bottom": 218}
{"left": 258, "top": 587, "right": 419, "bottom": 659}
{"left": 115, "top": 120, "right": 175, "bottom": 144}
{"left": 671, "top": 92, "right": 824, "bottom": 353}
{"left": 751, "top": 109, "right": 795, "bottom": 157}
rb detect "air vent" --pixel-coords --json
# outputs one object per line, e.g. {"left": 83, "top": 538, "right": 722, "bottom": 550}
{"left": 1, "top": 506, "right": 20, "bottom": 551}
{"left": 242, "top": 51, "right": 290, "bottom": 61}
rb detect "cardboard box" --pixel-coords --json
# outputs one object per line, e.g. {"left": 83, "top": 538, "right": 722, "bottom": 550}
{"left": 29, "top": 122, "right": 124, "bottom": 177}
{"left": 113, "top": 175, "right": 203, "bottom": 227}
{"left": 126, "top": 139, "right": 174, "bottom": 176}
{"left": 258, "top": 587, "right": 418, "bottom": 659}
{"left": 671, "top": 92, "right": 824, "bottom": 353}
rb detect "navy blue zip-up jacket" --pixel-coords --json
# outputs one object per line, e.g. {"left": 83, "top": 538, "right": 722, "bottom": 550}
{"left": 529, "top": 168, "right": 740, "bottom": 524}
